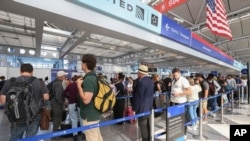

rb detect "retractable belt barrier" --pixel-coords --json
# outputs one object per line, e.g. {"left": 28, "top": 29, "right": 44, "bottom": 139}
{"left": 19, "top": 111, "right": 150, "bottom": 141}
{"left": 18, "top": 90, "right": 234, "bottom": 141}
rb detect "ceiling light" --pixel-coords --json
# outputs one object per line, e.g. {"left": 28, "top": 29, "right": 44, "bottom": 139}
{"left": 52, "top": 53, "right": 57, "bottom": 57}
{"left": 29, "top": 50, "right": 35, "bottom": 55}
{"left": 20, "top": 49, "right": 25, "bottom": 54}
{"left": 43, "top": 26, "right": 71, "bottom": 36}
{"left": 42, "top": 45, "right": 58, "bottom": 51}
{"left": 173, "top": 17, "right": 184, "bottom": 23}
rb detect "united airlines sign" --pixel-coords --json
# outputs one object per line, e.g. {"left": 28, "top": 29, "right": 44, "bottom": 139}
{"left": 73, "top": 0, "right": 162, "bottom": 34}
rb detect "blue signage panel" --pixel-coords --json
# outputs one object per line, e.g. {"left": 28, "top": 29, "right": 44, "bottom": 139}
{"left": 167, "top": 105, "right": 185, "bottom": 141}
{"left": 211, "top": 71, "right": 218, "bottom": 77}
{"left": 74, "top": 0, "right": 162, "bottom": 34}
{"left": 190, "top": 37, "right": 234, "bottom": 65}
{"left": 241, "top": 68, "right": 248, "bottom": 74}
{"left": 161, "top": 15, "right": 191, "bottom": 46}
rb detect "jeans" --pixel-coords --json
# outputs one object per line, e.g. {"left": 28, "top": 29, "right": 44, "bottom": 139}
{"left": 208, "top": 96, "right": 217, "bottom": 111}
{"left": 188, "top": 102, "right": 198, "bottom": 126}
{"left": 138, "top": 116, "right": 150, "bottom": 141}
{"left": 165, "top": 91, "right": 170, "bottom": 107}
{"left": 68, "top": 103, "right": 78, "bottom": 135}
{"left": 77, "top": 107, "right": 84, "bottom": 134}
{"left": 9, "top": 115, "right": 41, "bottom": 141}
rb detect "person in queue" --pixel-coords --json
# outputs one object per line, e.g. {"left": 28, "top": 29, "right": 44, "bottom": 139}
{"left": 170, "top": 68, "right": 191, "bottom": 138}
{"left": 195, "top": 73, "right": 209, "bottom": 123}
{"left": 51, "top": 70, "right": 67, "bottom": 140}
{"left": 76, "top": 54, "right": 103, "bottom": 141}
{"left": 0, "top": 63, "right": 49, "bottom": 141}
{"left": 132, "top": 65, "right": 154, "bottom": 141}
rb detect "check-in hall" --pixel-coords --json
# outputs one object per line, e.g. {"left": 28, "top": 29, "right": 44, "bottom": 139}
{"left": 0, "top": 0, "right": 250, "bottom": 141}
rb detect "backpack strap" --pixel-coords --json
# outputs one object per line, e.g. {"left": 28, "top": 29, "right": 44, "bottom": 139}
{"left": 28, "top": 76, "right": 36, "bottom": 84}
{"left": 9, "top": 77, "right": 16, "bottom": 85}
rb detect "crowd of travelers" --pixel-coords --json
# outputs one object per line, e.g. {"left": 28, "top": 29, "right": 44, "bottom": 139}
{"left": 0, "top": 55, "right": 248, "bottom": 141}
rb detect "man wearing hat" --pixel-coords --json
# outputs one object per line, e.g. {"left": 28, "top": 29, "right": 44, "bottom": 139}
{"left": 132, "top": 65, "right": 154, "bottom": 141}
{"left": 51, "top": 70, "right": 68, "bottom": 138}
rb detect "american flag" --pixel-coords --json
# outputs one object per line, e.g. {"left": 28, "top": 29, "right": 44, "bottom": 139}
{"left": 206, "top": 0, "right": 232, "bottom": 40}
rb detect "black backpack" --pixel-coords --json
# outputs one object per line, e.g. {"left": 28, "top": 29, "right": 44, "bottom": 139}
{"left": 47, "top": 80, "right": 56, "bottom": 100}
{"left": 5, "top": 77, "right": 38, "bottom": 123}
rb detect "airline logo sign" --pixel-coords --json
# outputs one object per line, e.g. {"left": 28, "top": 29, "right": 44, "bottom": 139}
{"left": 75, "top": 0, "right": 162, "bottom": 33}
{"left": 154, "top": 0, "right": 187, "bottom": 13}
{"left": 161, "top": 15, "right": 191, "bottom": 46}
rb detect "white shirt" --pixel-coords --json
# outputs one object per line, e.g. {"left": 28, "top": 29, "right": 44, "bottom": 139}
{"left": 171, "top": 76, "right": 190, "bottom": 103}
{"left": 187, "top": 84, "right": 201, "bottom": 102}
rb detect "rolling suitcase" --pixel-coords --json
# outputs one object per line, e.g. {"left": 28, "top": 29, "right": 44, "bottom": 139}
{"left": 123, "top": 97, "right": 136, "bottom": 124}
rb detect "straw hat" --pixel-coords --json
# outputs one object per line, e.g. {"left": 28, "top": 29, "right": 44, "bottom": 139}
{"left": 138, "top": 65, "right": 148, "bottom": 75}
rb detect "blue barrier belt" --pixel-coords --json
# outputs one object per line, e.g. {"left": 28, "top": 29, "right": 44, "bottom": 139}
{"left": 19, "top": 111, "right": 150, "bottom": 141}
{"left": 19, "top": 91, "right": 234, "bottom": 141}
{"left": 116, "top": 95, "right": 132, "bottom": 100}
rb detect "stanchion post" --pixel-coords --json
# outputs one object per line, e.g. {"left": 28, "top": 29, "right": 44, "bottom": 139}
{"left": 231, "top": 90, "right": 234, "bottom": 112}
{"left": 238, "top": 87, "right": 240, "bottom": 106}
{"left": 241, "top": 86, "right": 244, "bottom": 103}
{"left": 199, "top": 99, "right": 203, "bottom": 139}
{"left": 220, "top": 93, "right": 224, "bottom": 123}
{"left": 150, "top": 109, "right": 155, "bottom": 141}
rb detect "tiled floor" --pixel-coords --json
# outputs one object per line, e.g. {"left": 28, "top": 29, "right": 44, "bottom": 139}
{"left": 0, "top": 100, "right": 250, "bottom": 141}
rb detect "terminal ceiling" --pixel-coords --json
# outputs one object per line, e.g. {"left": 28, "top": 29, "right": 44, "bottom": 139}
{"left": 0, "top": 0, "right": 250, "bottom": 74}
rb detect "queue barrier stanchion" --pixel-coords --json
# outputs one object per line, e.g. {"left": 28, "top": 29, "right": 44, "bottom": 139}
{"left": 220, "top": 93, "right": 224, "bottom": 123}
{"left": 199, "top": 99, "right": 203, "bottom": 139}
{"left": 150, "top": 108, "right": 155, "bottom": 141}
{"left": 241, "top": 86, "right": 244, "bottom": 103}
{"left": 231, "top": 90, "right": 234, "bottom": 112}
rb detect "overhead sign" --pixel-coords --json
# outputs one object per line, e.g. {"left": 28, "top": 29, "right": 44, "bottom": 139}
{"left": 154, "top": 0, "right": 187, "bottom": 13}
{"left": 74, "top": 0, "right": 162, "bottom": 34}
{"left": 161, "top": 15, "right": 191, "bottom": 46}
{"left": 191, "top": 33, "right": 234, "bottom": 65}
{"left": 241, "top": 68, "right": 248, "bottom": 74}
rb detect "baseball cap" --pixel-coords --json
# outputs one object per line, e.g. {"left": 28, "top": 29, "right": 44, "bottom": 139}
{"left": 57, "top": 71, "right": 68, "bottom": 77}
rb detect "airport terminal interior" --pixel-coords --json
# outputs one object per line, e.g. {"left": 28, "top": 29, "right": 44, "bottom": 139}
{"left": 1, "top": 0, "right": 250, "bottom": 141}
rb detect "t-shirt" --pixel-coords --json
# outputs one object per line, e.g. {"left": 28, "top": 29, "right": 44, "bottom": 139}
{"left": 80, "top": 71, "right": 101, "bottom": 121}
{"left": 199, "top": 80, "right": 209, "bottom": 98}
{"left": 187, "top": 85, "right": 201, "bottom": 102}
{"left": 170, "top": 76, "right": 190, "bottom": 103}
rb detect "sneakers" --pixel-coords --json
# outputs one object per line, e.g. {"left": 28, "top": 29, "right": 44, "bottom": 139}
{"left": 209, "top": 113, "right": 216, "bottom": 118}
{"left": 73, "top": 135, "right": 78, "bottom": 141}
{"left": 202, "top": 120, "right": 208, "bottom": 124}
{"left": 187, "top": 125, "right": 198, "bottom": 131}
